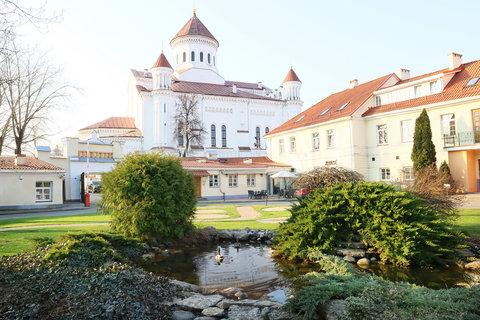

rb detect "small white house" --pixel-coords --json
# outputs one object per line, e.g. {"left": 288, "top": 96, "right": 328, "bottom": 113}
{"left": 0, "top": 155, "right": 65, "bottom": 209}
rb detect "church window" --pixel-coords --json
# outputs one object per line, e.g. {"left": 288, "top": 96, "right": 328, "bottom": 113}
{"left": 182, "top": 52, "right": 186, "bottom": 62}
{"left": 255, "top": 126, "right": 261, "bottom": 148}
{"left": 200, "top": 52, "right": 204, "bottom": 62}
{"left": 221, "top": 125, "right": 227, "bottom": 147}
{"left": 178, "top": 123, "right": 184, "bottom": 147}
{"left": 163, "top": 104, "right": 166, "bottom": 112}
{"left": 207, "top": 53, "right": 211, "bottom": 64}
{"left": 211, "top": 124, "right": 216, "bottom": 147}
{"left": 213, "top": 56, "right": 216, "bottom": 66}
{"left": 265, "top": 127, "right": 269, "bottom": 134}
{"left": 191, "top": 51, "right": 195, "bottom": 62}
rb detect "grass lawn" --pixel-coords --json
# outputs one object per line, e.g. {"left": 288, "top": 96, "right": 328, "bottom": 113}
{"left": 195, "top": 205, "right": 240, "bottom": 219}
{"left": 253, "top": 205, "right": 291, "bottom": 219}
{"left": 0, "top": 212, "right": 110, "bottom": 229}
{"left": 456, "top": 209, "right": 480, "bottom": 237}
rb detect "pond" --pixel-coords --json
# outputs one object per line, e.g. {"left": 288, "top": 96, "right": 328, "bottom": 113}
{"left": 143, "top": 243, "right": 479, "bottom": 298}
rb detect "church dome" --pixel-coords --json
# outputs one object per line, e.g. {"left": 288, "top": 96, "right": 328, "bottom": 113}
{"left": 171, "top": 10, "right": 218, "bottom": 45}
{"left": 283, "top": 68, "right": 301, "bottom": 83}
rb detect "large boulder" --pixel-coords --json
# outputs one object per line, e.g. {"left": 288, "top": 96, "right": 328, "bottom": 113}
{"left": 227, "top": 305, "right": 261, "bottom": 320}
{"left": 201, "top": 307, "right": 224, "bottom": 317}
{"left": 173, "top": 310, "right": 195, "bottom": 320}
{"left": 176, "top": 294, "right": 224, "bottom": 310}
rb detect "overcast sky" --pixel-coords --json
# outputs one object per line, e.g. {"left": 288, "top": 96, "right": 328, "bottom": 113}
{"left": 21, "top": 0, "right": 480, "bottom": 145}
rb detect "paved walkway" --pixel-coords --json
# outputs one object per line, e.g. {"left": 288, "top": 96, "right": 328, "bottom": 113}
{"left": 232, "top": 206, "right": 260, "bottom": 220}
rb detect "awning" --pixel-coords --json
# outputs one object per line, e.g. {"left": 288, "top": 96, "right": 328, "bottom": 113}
{"left": 189, "top": 170, "right": 210, "bottom": 177}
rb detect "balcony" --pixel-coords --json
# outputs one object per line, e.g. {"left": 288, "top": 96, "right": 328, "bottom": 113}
{"left": 443, "top": 131, "right": 480, "bottom": 148}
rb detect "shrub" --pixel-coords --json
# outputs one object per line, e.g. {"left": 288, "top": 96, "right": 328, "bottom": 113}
{"left": 293, "top": 166, "right": 363, "bottom": 190}
{"left": 101, "top": 153, "right": 196, "bottom": 240}
{"left": 412, "top": 109, "right": 437, "bottom": 172}
{"left": 275, "top": 182, "right": 464, "bottom": 266}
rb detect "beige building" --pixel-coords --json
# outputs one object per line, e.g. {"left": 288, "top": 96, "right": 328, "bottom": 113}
{"left": 267, "top": 53, "right": 480, "bottom": 192}
{"left": 0, "top": 155, "right": 65, "bottom": 209}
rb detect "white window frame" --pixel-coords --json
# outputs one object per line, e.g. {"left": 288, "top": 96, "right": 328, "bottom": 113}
{"left": 430, "top": 80, "right": 440, "bottom": 93}
{"left": 228, "top": 174, "right": 238, "bottom": 187}
{"left": 400, "top": 119, "right": 413, "bottom": 143}
{"left": 414, "top": 85, "right": 421, "bottom": 98}
{"left": 289, "top": 137, "right": 296, "bottom": 153}
{"left": 246, "top": 174, "right": 256, "bottom": 187}
{"left": 403, "top": 167, "right": 414, "bottom": 181}
{"left": 441, "top": 113, "right": 456, "bottom": 137}
{"left": 380, "top": 168, "right": 391, "bottom": 181}
{"left": 377, "top": 124, "right": 388, "bottom": 145}
{"left": 375, "top": 96, "right": 381, "bottom": 107}
{"left": 312, "top": 132, "right": 320, "bottom": 151}
{"left": 327, "top": 129, "right": 335, "bottom": 148}
{"left": 35, "top": 181, "right": 52, "bottom": 202}
{"left": 279, "top": 139, "right": 284, "bottom": 154}
{"left": 208, "top": 175, "right": 219, "bottom": 188}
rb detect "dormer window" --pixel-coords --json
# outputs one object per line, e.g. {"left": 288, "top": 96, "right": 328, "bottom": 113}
{"left": 430, "top": 80, "right": 440, "bottom": 93}
{"left": 200, "top": 52, "right": 204, "bottom": 62}
{"left": 320, "top": 107, "right": 331, "bottom": 116}
{"left": 414, "top": 85, "right": 421, "bottom": 98}
{"left": 374, "top": 96, "right": 381, "bottom": 107}
{"left": 338, "top": 102, "right": 350, "bottom": 110}
{"left": 466, "top": 77, "right": 480, "bottom": 87}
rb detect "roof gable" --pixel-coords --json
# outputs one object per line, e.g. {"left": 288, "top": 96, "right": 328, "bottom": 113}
{"left": 81, "top": 117, "right": 137, "bottom": 130}
{"left": 0, "top": 156, "right": 64, "bottom": 171}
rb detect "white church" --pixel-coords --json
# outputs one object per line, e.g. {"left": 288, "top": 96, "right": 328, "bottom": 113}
{"left": 126, "top": 10, "right": 303, "bottom": 157}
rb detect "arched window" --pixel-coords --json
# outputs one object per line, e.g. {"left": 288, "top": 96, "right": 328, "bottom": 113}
{"left": 191, "top": 51, "right": 195, "bottom": 62}
{"left": 207, "top": 53, "right": 211, "bottom": 64}
{"left": 221, "top": 125, "right": 227, "bottom": 147}
{"left": 213, "top": 56, "right": 216, "bottom": 66}
{"left": 182, "top": 52, "right": 186, "bottom": 62}
{"left": 200, "top": 52, "right": 204, "bottom": 62}
{"left": 255, "top": 126, "right": 261, "bottom": 148}
{"left": 176, "top": 54, "right": 178, "bottom": 64}
{"left": 265, "top": 127, "right": 269, "bottom": 134}
{"left": 210, "top": 124, "right": 216, "bottom": 147}
{"left": 178, "top": 123, "right": 184, "bottom": 147}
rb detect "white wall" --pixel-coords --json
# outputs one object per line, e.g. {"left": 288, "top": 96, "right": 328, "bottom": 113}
{"left": 200, "top": 171, "right": 267, "bottom": 199}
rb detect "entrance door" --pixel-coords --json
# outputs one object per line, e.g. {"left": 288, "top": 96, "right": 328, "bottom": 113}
{"left": 194, "top": 177, "right": 202, "bottom": 198}
{"left": 472, "top": 109, "right": 480, "bottom": 143}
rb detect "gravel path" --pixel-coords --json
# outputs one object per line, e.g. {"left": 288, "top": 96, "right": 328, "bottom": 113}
{"left": 232, "top": 206, "right": 260, "bottom": 220}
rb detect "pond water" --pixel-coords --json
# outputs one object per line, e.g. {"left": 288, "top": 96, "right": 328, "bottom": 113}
{"left": 143, "top": 243, "right": 479, "bottom": 297}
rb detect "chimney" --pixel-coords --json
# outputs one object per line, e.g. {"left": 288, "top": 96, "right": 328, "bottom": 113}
{"left": 395, "top": 68, "right": 411, "bottom": 81}
{"left": 349, "top": 79, "right": 359, "bottom": 89}
{"left": 257, "top": 81, "right": 263, "bottom": 89}
{"left": 232, "top": 84, "right": 237, "bottom": 94}
{"left": 15, "top": 154, "right": 27, "bottom": 166}
{"left": 448, "top": 52, "right": 462, "bottom": 70}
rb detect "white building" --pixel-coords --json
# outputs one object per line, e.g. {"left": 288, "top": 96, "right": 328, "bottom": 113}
{"left": 127, "top": 11, "right": 303, "bottom": 157}
{"left": 266, "top": 53, "right": 480, "bottom": 192}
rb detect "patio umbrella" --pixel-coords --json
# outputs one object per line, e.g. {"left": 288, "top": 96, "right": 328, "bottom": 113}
{"left": 271, "top": 171, "right": 297, "bottom": 191}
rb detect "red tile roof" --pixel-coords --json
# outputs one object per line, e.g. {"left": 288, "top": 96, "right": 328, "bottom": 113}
{"left": 225, "top": 81, "right": 263, "bottom": 90}
{"left": 81, "top": 117, "right": 137, "bottom": 130}
{"left": 283, "top": 68, "right": 301, "bottom": 83}
{"left": 268, "top": 74, "right": 393, "bottom": 135}
{"left": 363, "top": 60, "right": 480, "bottom": 116}
{"left": 100, "top": 129, "right": 143, "bottom": 138}
{"left": 0, "top": 156, "right": 64, "bottom": 171}
{"left": 181, "top": 156, "right": 290, "bottom": 169}
{"left": 171, "top": 11, "right": 217, "bottom": 45}
{"left": 152, "top": 52, "right": 172, "bottom": 69}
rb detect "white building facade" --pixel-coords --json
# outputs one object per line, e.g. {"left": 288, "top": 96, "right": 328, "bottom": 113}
{"left": 127, "top": 11, "right": 302, "bottom": 157}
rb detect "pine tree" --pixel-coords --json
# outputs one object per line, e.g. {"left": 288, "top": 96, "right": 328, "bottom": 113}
{"left": 439, "top": 160, "right": 451, "bottom": 176}
{"left": 411, "top": 109, "right": 436, "bottom": 172}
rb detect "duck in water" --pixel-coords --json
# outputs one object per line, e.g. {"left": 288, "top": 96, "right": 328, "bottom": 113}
{"left": 215, "top": 246, "right": 224, "bottom": 263}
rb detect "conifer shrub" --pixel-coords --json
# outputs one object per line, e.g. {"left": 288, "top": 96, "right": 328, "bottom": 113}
{"left": 101, "top": 153, "right": 196, "bottom": 240}
{"left": 274, "top": 182, "right": 464, "bottom": 266}
{"left": 411, "top": 109, "right": 437, "bottom": 172}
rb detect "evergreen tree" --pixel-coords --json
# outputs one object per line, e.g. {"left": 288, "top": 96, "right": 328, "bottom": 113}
{"left": 411, "top": 109, "right": 436, "bottom": 172}
{"left": 439, "top": 160, "right": 451, "bottom": 176}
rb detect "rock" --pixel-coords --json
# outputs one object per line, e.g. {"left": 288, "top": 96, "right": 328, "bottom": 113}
{"left": 343, "top": 255, "right": 356, "bottom": 263}
{"left": 261, "top": 307, "right": 270, "bottom": 318}
{"left": 194, "top": 317, "right": 216, "bottom": 320}
{"left": 464, "top": 260, "right": 480, "bottom": 271}
{"left": 170, "top": 279, "right": 201, "bottom": 292}
{"left": 141, "top": 253, "right": 155, "bottom": 260}
{"left": 234, "top": 290, "right": 247, "bottom": 299}
{"left": 202, "top": 307, "right": 224, "bottom": 317}
{"left": 370, "top": 257, "right": 377, "bottom": 263}
{"left": 177, "top": 294, "right": 224, "bottom": 310}
{"left": 228, "top": 305, "right": 261, "bottom": 320}
{"left": 173, "top": 310, "right": 195, "bottom": 320}
{"left": 357, "top": 258, "right": 370, "bottom": 267}
{"left": 266, "top": 289, "right": 287, "bottom": 304}
{"left": 323, "top": 299, "right": 347, "bottom": 320}
{"left": 337, "top": 248, "right": 366, "bottom": 258}
{"left": 217, "top": 298, "right": 280, "bottom": 309}
{"left": 268, "top": 308, "right": 292, "bottom": 320}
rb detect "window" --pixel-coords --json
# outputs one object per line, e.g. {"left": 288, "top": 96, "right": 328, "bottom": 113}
{"left": 401, "top": 119, "right": 413, "bottom": 142}
{"left": 430, "top": 80, "right": 440, "bottom": 93}
{"left": 255, "top": 126, "right": 261, "bottom": 148}
{"left": 182, "top": 52, "right": 186, "bottom": 62}
{"left": 380, "top": 168, "right": 391, "bottom": 180}
{"left": 279, "top": 139, "right": 284, "bottom": 154}
{"left": 377, "top": 124, "right": 388, "bottom": 145}
{"left": 338, "top": 102, "right": 350, "bottom": 110}
{"left": 213, "top": 56, "right": 216, "bottom": 66}
{"left": 200, "top": 52, "right": 204, "bottom": 62}
{"left": 209, "top": 175, "right": 219, "bottom": 187}
{"left": 210, "top": 124, "right": 216, "bottom": 147}
{"left": 289, "top": 137, "right": 296, "bottom": 152}
{"left": 207, "top": 53, "right": 211, "bottom": 64}
{"left": 414, "top": 85, "right": 421, "bottom": 97}
{"left": 228, "top": 174, "right": 238, "bottom": 187}
{"left": 163, "top": 103, "right": 166, "bottom": 113}
{"left": 466, "top": 77, "right": 480, "bottom": 87}
{"left": 321, "top": 107, "right": 331, "bottom": 115}
{"left": 403, "top": 167, "right": 414, "bottom": 181}
{"left": 312, "top": 132, "right": 320, "bottom": 150}
{"left": 35, "top": 181, "right": 52, "bottom": 202}
{"left": 441, "top": 113, "right": 456, "bottom": 137}
{"left": 178, "top": 123, "right": 184, "bottom": 147}
{"left": 265, "top": 127, "right": 269, "bottom": 134}
{"left": 221, "top": 125, "right": 227, "bottom": 147}
{"left": 327, "top": 129, "right": 334, "bottom": 148}
{"left": 191, "top": 51, "right": 195, "bottom": 61}
{"left": 375, "top": 96, "right": 382, "bottom": 107}
{"left": 176, "top": 54, "right": 178, "bottom": 64}
{"left": 247, "top": 174, "right": 255, "bottom": 187}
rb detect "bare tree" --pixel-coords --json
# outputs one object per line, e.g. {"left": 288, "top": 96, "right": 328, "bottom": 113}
{"left": 174, "top": 94, "right": 205, "bottom": 157}
{"left": 0, "top": 47, "right": 70, "bottom": 155}
{"left": 0, "top": 86, "right": 11, "bottom": 154}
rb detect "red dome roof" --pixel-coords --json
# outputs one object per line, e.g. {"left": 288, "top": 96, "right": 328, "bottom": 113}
{"left": 152, "top": 52, "right": 172, "bottom": 69}
{"left": 171, "top": 11, "right": 217, "bottom": 44}
{"left": 283, "top": 68, "right": 301, "bottom": 83}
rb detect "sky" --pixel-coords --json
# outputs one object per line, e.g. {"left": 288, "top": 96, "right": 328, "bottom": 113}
{"left": 19, "top": 0, "right": 480, "bottom": 146}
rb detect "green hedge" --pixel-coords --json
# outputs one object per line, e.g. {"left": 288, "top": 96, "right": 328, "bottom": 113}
{"left": 275, "top": 182, "right": 464, "bottom": 266}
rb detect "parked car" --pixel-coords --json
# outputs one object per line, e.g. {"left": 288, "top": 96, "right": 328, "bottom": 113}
{"left": 294, "top": 188, "right": 310, "bottom": 198}
{"left": 88, "top": 181, "right": 102, "bottom": 193}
